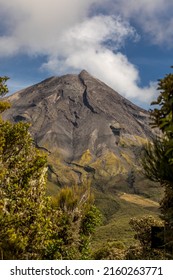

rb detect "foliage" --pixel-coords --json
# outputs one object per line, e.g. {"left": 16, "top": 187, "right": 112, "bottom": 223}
{"left": 48, "top": 185, "right": 102, "bottom": 259}
{"left": 150, "top": 69, "right": 173, "bottom": 137}
{"left": 142, "top": 68, "right": 173, "bottom": 256}
{"left": 0, "top": 76, "right": 9, "bottom": 97}
{"left": 0, "top": 76, "right": 11, "bottom": 114}
{"left": 126, "top": 216, "right": 165, "bottom": 259}
{"left": 0, "top": 115, "right": 52, "bottom": 259}
{"left": 150, "top": 68, "right": 173, "bottom": 164}
{"left": 93, "top": 241, "right": 125, "bottom": 260}
{"left": 142, "top": 137, "right": 173, "bottom": 184}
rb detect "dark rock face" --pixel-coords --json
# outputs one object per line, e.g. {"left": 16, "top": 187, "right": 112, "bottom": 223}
{"left": 3, "top": 70, "right": 151, "bottom": 162}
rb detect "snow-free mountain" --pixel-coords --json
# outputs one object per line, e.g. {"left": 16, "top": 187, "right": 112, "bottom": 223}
{"left": 3, "top": 70, "right": 153, "bottom": 187}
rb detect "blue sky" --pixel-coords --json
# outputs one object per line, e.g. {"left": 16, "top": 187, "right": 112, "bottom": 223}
{"left": 0, "top": 0, "right": 173, "bottom": 109}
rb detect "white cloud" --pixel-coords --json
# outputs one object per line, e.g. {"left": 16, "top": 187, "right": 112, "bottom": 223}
{"left": 0, "top": 0, "right": 157, "bottom": 103}
{"left": 104, "top": 0, "right": 173, "bottom": 46}
{"left": 42, "top": 15, "right": 156, "bottom": 103}
{"left": 0, "top": 0, "right": 103, "bottom": 55}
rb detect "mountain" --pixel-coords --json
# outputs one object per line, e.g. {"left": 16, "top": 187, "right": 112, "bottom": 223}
{"left": 3, "top": 70, "right": 154, "bottom": 189}
{"left": 3, "top": 70, "right": 162, "bottom": 247}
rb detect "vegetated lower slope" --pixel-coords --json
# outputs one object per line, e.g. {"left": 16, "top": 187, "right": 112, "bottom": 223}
{"left": 3, "top": 70, "right": 162, "bottom": 247}
{"left": 91, "top": 186, "right": 162, "bottom": 250}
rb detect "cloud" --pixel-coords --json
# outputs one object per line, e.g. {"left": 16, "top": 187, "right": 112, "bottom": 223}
{"left": 0, "top": 0, "right": 157, "bottom": 103}
{"left": 41, "top": 15, "right": 138, "bottom": 67}
{"left": 0, "top": 0, "right": 103, "bottom": 56}
{"left": 103, "top": 0, "right": 173, "bottom": 46}
{"left": 42, "top": 15, "right": 156, "bottom": 103}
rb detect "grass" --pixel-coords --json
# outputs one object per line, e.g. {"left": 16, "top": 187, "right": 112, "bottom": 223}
{"left": 45, "top": 145, "right": 163, "bottom": 252}
{"left": 120, "top": 193, "right": 159, "bottom": 207}
{"left": 46, "top": 174, "right": 162, "bottom": 252}
{"left": 120, "top": 151, "right": 133, "bottom": 165}
{"left": 91, "top": 189, "right": 161, "bottom": 250}
{"left": 119, "top": 134, "right": 148, "bottom": 147}
{"left": 91, "top": 152, "right": 127, "bottom": 177}
{"left": 78, "top": 149, "right": 93, "bottom": 165}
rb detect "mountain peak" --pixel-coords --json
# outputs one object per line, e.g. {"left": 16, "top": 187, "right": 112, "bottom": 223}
{"left": 3, "top": 71, "right": 151, "bottom": 162}
{"left": 79, "top": 69, "right": 89, "bottom": 75}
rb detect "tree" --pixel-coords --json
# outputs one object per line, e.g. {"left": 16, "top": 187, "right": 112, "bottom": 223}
{"left": 150, "top": 69, "right": 173, "bottom": 139}
{"left": 142, "top": 137, "right": 173, "bottom": 184}
{"left": 0, "top": 77, "right": 53, "bottom": 259}
{"left": 142, "top": 68, "right": 173, "bottom": 256}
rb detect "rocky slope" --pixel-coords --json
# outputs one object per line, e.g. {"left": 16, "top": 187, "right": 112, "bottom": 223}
{"left": 3, "top": 70, "right": 153, "bottom": 188}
